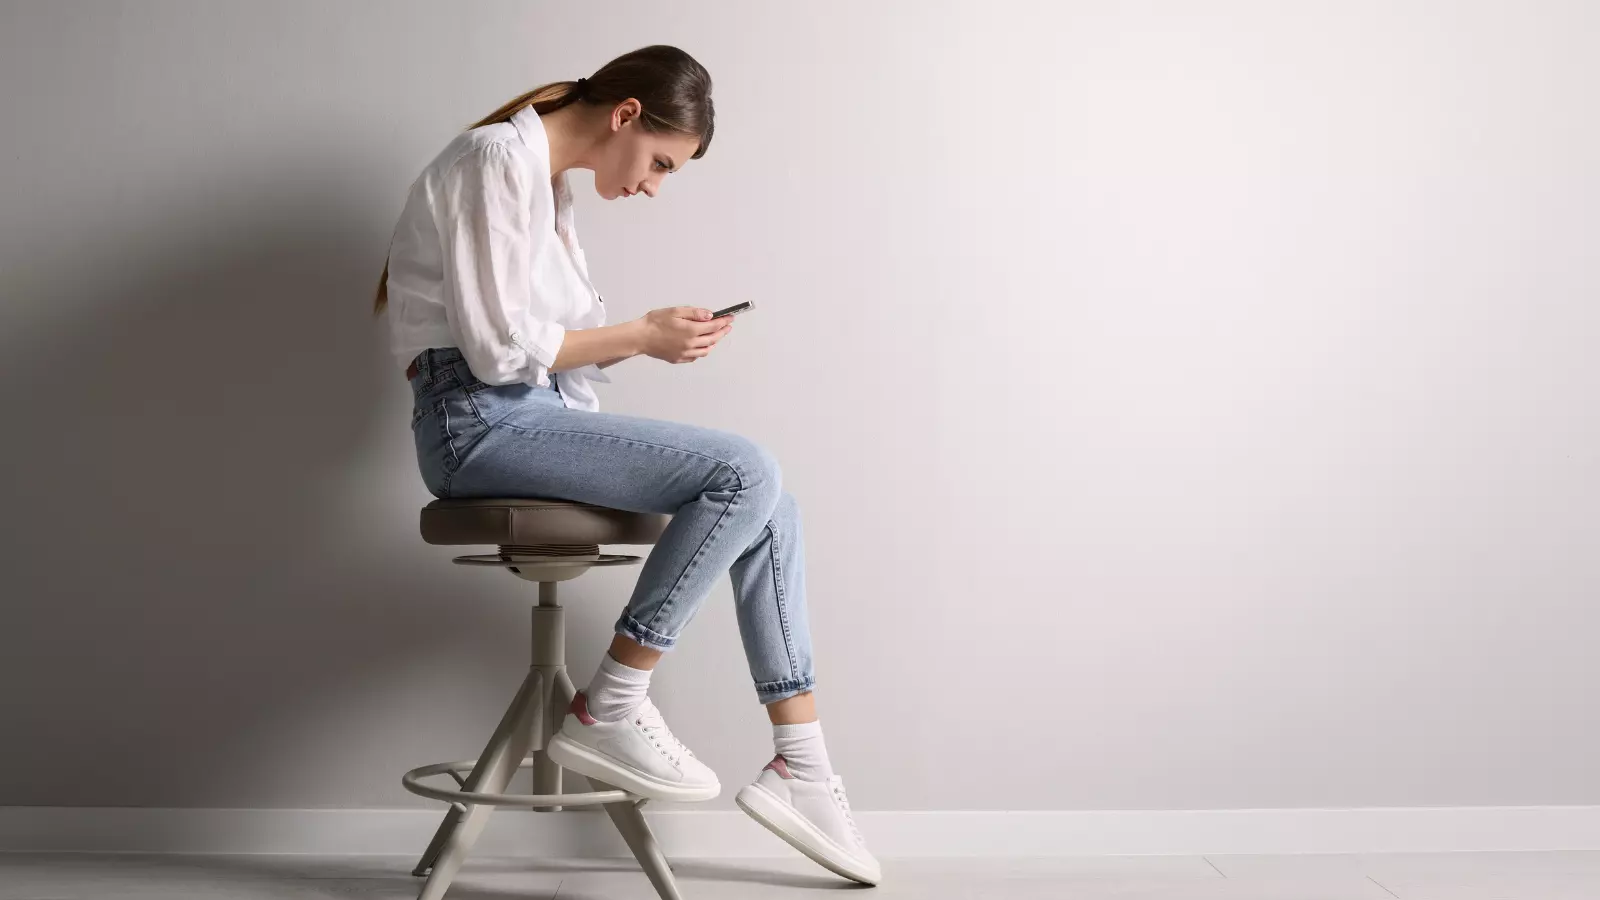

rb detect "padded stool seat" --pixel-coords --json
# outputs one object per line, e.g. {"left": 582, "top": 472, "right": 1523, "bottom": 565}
{"left": 421, "top": 498, "right": 670, "bottom": 547}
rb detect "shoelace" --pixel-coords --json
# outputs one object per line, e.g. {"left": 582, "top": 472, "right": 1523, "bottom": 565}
{"left": 830, "top": 776, "right": 864, "bottom": 844}
{"left": 635, "top": 699, "right": 694, "bottom": 766}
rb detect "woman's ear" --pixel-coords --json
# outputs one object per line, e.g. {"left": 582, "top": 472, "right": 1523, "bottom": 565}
{"left": 611, "top": 98, "right": 643, "bottom": 131}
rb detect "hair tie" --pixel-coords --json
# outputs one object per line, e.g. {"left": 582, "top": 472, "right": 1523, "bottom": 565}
{"left": 575, "top": 77, "right": 589, "bottom": 95}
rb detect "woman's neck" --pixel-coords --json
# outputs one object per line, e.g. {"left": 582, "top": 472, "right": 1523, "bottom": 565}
{"left": 540, "top": 104, "right": 603, "bottom": 176}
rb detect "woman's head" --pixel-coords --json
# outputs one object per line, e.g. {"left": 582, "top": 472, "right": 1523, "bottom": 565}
{"left": 469, "top": 44, "right": 714, "bottom": 200}
{"left": 375, "top": 46, "right": 713, "bottom": 312}
{"left": 584, "top": 94, "right": 707, "bottom": 200}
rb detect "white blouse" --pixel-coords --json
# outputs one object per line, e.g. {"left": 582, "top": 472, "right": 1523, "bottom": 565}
{"left": 384, "top": 103, "right": 610, "bottom": 411}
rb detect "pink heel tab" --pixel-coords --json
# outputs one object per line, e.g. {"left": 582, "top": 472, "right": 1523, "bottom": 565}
{"left": 764, "top": 755, "right": 795, "bottom": 779}
{"left": 569, "top": 692, "right": 598, "bottom": 725}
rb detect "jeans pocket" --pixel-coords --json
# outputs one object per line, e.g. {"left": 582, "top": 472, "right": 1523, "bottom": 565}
{"left": 412, "top": 389, "right": 486, "bottom": 487}
{"left": 464, "top": 379, "right": 540, "bottom": 428}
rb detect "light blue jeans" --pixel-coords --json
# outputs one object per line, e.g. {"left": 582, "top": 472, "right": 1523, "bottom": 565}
{"left": 409, "top": 348, "right": 813, "bottom": 704}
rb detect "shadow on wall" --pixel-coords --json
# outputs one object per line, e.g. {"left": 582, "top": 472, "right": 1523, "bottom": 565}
{"left": 0, "top": 152, "right": 519, "bottom": 808}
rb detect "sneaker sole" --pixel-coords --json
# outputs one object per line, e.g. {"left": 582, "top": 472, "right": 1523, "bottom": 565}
{"left": 545, "top": 732, "right": 720, "bottom": 803}
{"left": 735, "top": 782, "right": 881, "bottom": 886}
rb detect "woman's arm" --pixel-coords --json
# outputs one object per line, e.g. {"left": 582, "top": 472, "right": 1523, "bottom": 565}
{"left": 438, "top": 145, "right": 729, "bottom": 382}
{"left": 440, "top": 144, "right": 572, "bottom": 385}
{"left": 555, "top": 309, "right": 733, "bottom": 373}
{"left": 549, "top": 320, "right": 643, "bottom": 373}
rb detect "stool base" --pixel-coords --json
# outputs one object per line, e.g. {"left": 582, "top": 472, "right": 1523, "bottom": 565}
{"left": 403, "top": 577, "right": 682, "bottom": 900}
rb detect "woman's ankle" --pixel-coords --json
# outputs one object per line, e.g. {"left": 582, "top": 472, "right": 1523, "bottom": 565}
{"left": 766, "top": 690, "right": 817, "bottom": 725}
{"left": 607, "top": 633, "right": 663, "bottom": 670}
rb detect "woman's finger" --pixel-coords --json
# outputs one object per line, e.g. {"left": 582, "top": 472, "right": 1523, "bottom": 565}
{"left": 702, "top": 324, "right": 734, "bottom": 346}
{"left": 692, "top": 316, "right": 730, "bottom": 335}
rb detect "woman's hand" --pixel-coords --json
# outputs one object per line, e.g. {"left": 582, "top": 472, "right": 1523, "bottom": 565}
{"left": 634, "top": 307, "right": 735, "bottom": 364}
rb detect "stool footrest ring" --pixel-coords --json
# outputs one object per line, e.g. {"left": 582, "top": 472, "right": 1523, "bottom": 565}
{"left": 403, "top": 757, "right": 638, "bottom": 809}
{"left": 452, "top": 553, "right": 643, "bottom": 569}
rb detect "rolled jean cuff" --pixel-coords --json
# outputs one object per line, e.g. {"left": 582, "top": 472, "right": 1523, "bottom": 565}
{"left": 755, "top": 676, "right": 815, "bottom": 705}
{"left": 615, "top": 614, "right": 678, "bottom": 651}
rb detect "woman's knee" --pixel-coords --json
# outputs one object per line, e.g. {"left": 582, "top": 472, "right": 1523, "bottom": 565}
{"left": 712, "top": 434, "right": 783, "bottom": 508}
{"left": 771, "top": 489, "right": 800, "bottom": 525}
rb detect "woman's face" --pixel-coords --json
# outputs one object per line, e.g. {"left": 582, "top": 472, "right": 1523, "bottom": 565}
{"left": 593, "top": 101, "right": 701, "bottom": 201}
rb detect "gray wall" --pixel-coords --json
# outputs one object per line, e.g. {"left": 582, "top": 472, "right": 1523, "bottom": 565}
{"left": 2, "top": 0, "right": 1596, "bottom": 814}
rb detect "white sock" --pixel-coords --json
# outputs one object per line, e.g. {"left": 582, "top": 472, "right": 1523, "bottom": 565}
{"left": 585, "top": 654, "right": 652, "bottom": 722}
{"left": 773, "top": 720, "right": 834, "bottom": 782}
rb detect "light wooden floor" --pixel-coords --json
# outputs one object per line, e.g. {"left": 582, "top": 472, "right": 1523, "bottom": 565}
{"left": 5, "top": 850, "right": 1600, "bottom": 899}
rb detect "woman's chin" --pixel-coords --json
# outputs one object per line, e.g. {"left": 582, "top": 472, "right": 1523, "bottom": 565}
{"left": 597, "top": 185, "right": 621, "bottom": 200}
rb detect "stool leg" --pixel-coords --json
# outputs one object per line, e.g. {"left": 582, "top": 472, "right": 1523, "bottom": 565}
{"left": 411, "top": 668, "right": 545, "bottom": 899}
{"left": 553, "top": 667, "right": 578, "bottom": 707}
{"left": 590, "top": 778, "right": 683, "bottom": 900}
{"left": 531, "top": 587, "right": 567, "bottom": 811}
{"left": 536, "top": 667, "right": 584, "bottom": 810}
{"left": 530, "top": 674, "right": 564, "bottom": 810}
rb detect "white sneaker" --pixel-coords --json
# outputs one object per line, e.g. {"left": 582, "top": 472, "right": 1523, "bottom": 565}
{"left": 545, "top": 693, "right": 720, "bottom": 802}
{"left": 735, "top": 756, "right": 881, "bottom": 885}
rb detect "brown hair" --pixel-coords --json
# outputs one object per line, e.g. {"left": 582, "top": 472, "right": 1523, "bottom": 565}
{"left": 374, "top": 45, "right": 714, "bottom": 313}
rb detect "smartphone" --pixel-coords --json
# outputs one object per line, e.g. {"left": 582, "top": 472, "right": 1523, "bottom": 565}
{"left": 711, "top": 301, "right": 755, "bottom": 318}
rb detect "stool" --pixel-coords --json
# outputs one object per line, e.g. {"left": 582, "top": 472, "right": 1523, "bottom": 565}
{"left": 401, "top": 497, "right": 683, "bottom": 900}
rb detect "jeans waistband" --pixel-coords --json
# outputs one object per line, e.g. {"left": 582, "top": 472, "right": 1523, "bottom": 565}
{"left": 409, "top": 347, "right": 466, "bottom": 385}
{"left": 409, "top": 348, "right": 558, "bottom": 392}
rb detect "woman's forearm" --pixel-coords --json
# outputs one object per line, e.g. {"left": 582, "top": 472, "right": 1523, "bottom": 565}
{"left": 551, "top": 320, "right": 642, "bottom": 373}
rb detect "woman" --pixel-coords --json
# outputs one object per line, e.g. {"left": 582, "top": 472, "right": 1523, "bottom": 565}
{"left": 377, "top": 46, "right": 878, "bottom": 885}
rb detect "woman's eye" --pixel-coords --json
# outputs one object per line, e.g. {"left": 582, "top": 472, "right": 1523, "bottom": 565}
{"left": 654, "top": 160, "right": 670, "bottom": 171}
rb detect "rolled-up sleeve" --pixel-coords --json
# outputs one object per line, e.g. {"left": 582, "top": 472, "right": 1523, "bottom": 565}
{"left": 438, "top": 142, "right": 564, "bottom": 385}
